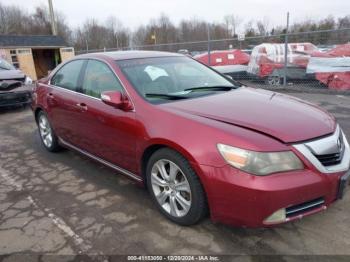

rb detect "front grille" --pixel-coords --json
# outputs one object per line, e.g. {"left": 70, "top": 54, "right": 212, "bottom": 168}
{"left": 286, "top": 197, "right": 325, "bottom": 218}
{"left": 314, "top": 152, "right": 343, "bottom": 166}
{"left": 314, "top": 134, "right": 345, "bottom": 167}
{"left": 293, "top": 125, "right": 349, "bottom": 173}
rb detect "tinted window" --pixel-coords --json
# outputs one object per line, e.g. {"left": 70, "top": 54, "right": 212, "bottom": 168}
{"left": 51, "top": 60, "right": 84, "bottom": 90}
{"left": 82, "top": 60, "right": 123, "bottom": 98}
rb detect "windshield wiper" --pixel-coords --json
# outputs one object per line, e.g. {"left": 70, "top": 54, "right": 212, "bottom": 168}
{"left": 145, "top": 93, "right": 188, "bottom": 100}
{"left": 184, "top": 85, "right": 236, "bottom": 92}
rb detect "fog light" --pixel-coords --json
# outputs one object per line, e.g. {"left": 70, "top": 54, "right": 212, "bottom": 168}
{"left": 264, "top": 208, "right": 286, "bottom": 224}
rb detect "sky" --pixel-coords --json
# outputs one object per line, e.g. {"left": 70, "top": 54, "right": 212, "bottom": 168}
{"left": 4, "top": 0, "right": 350, "bottom": 31}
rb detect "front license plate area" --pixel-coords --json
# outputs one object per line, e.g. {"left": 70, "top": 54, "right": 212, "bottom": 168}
{"left": 337, "top": 170, "right": 350, "bottom": 200}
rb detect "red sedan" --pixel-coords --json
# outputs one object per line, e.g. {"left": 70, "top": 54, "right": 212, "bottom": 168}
{"left": 31, "top": 51, "right": 350, "bottom": 227}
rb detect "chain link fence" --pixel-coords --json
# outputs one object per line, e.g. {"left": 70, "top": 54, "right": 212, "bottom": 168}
{"left": 77, "top": 28, "right": 350, "bottom": 91}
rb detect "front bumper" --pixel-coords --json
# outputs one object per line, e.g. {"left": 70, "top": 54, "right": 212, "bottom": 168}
{"left": 199, "top": 164, "right": 349, "bottom": 227}
{"left": 198, "top": 124, "right": 350, "bottom": 228}
{"left": 0, "top": 91, "right": 32, "bottom": 107}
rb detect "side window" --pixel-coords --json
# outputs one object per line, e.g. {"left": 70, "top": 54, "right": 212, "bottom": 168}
{"left": 51, "top": 60, "right": 84, "bottom": 91}
{"left": 83, "top": 60, "right": 123, "bottom": 98}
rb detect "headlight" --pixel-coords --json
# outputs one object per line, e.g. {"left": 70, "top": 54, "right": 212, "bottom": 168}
{"left": 25, "top": 76, "right": 33, "bottom": 85}
{"left": 217, "top": 144, "right": 303, "bottom": 176}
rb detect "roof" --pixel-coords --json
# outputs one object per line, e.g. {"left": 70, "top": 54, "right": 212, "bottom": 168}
{"left": 78, "top": 50, "right": 183, "bottom": 61}
{"left": 0, "top": 35, "right": 68, "bottom": 48}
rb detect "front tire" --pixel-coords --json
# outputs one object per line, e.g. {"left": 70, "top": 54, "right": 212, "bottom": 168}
{"left": 146, "top": 148, "right": 207, "bottom": 226}
{"left": 37, "top": 111, "right": 61, "bottom": 152}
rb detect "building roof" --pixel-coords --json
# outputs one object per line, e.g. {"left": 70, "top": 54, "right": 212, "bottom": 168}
{"left": 78, "top": 50, "right": 183, "bottom": 61}
{"left": 0, "top": 35, "right": 68, "bottom": 48}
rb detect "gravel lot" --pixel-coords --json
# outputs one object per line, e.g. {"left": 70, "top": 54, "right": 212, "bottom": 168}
{"left": 0, "top": 91, "right": 350, "bottom": 260}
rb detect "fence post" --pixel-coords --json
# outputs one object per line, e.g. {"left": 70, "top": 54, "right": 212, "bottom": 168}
{"left": 283, "top": 12, "right": 290, "bottom": 86}
{"left": 207, "top": 23, "right": 211, "bottom": 65}
{"left": 85, "top": 38, "right": 89, "bottom": 54}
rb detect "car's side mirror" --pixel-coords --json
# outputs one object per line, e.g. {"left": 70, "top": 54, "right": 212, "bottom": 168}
{"left": 101, "top": 91, "right": 134, "bottom": 111}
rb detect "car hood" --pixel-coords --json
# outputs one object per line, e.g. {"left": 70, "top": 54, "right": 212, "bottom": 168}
{"left": 0, "top": 69, "right": 25, "bottom": 80}
{"left": 162, "top": 87, "right": 336, "bottom": 143}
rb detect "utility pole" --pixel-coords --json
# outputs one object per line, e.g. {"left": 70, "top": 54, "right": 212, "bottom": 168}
{"left": 207, "top": 23, "right": 211, "bottom": 65}
{"left": 283, "top": 12, "right": 290, "bottom": 86}
{"left": 48, "top": 0, "right": 58, "bottom": 35}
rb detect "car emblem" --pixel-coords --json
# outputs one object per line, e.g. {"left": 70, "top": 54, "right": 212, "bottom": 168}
{"left": 337, "top": 137, "right": 342, "bottom": 151}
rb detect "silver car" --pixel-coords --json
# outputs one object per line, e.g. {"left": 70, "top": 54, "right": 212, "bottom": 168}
{"left": 0, "top": 58, "right": 32, "bottom": 108}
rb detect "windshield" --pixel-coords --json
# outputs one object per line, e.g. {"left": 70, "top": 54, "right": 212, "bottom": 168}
{"left": 0, "top": 59, "right": 15, "bottom": 70}
{"left": 116, "top": 56, "right": 237, "bottom": 103}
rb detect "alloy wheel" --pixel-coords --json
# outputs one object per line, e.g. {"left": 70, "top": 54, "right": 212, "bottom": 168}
{"left": 150, "top": 159, "right": 192, "bottom": 217}
{"left": 267, "top": 76, "right": 281, "bottom": 86}
{"left": 38, "top": 114, "right": 53, "bottom": 148}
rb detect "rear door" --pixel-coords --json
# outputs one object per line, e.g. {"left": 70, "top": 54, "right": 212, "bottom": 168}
{"left": 48, "top": 59, "right": 87, "bottom": 146}
{"left": 72, "top": 59, "right": 137, "bottom": 172}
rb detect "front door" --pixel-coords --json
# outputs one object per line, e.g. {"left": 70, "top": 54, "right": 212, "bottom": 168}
{"left": 73, "top": 59, "right": 137, "bottom": 173}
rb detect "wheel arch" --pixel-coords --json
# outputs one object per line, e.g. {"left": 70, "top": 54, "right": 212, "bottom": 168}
{"left": 34, "top": 106, "right": 44, "bottom": 123}
{"left": 140, "top": 139, "right": 197, "bottom": 179}
{"left": 140, "top": 140, "right": 210, "bottom": 216}
{"left": 140, "top": 139, "right": 201, "bottom": 185}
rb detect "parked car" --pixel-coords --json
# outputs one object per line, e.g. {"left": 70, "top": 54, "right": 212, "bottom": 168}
{"left": 194, "top": 49, "right": 250, "bottom": 79}
{"left": 31, "top": 51, "right": 349, "bottom": 227}
{"left": 0, "top": 58, "right": 33, "bottom": 108}
{"left": 194, "top": 49, "right": 250, "bottom": 66}
{"left": 307, "top": 43, "right": 350, "bottom": 90}
{"left": 0, "top": 80, "right": 32, "bottom": 108}
{"left": 247, "top": 43, "right": 319, "bottom": 85}
{"left": 178, "top": 49, "right": 190, "bottom": 55}
{"left": 0, "top": 58, "right": 32, "bottom": 84}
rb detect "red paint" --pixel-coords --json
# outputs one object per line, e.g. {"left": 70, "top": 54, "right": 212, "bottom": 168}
{"left": 315, "top": 72, "right": 350, "bottom": 90}
{"left": 194, "top": 49, "right": 250, "bottom": 66}
{"left": 32, "top": 51, "right": 347, "bottom": 227}
{"left": 313, "top": 44, "right": 350, "bottom": 90}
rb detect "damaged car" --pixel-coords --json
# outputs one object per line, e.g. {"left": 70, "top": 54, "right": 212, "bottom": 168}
{"left": 0, "top": 80, "right": 32, "bottom": 108}
{"left": 0, "top": 58, "right": 33, "bottom": 108}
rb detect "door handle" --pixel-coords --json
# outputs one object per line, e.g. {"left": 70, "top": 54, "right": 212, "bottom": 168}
{"left": 76, "top": 102, "right": 88, "bottom": 112}
{"left": 47, "top": 93, "right": 54, "bottom": 99}
{"left": 47, "top": 93, "right": 56, "bottom": 105}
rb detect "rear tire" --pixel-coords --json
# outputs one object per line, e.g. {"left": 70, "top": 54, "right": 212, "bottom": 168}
{"left": 146, "top": 148, "right": 207, "bottom": 226}
{"left": 37, "top": 111, "right": 61, "bottom": 152}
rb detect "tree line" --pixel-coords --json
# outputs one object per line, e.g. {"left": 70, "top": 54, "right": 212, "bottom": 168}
{"left": 1, "top": 3, "right": 349, "bottom": 52}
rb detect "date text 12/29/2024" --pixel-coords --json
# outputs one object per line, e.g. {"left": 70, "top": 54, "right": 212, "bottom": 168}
{"left": 127, "top": 256, "right": 220, "bottom": 261}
